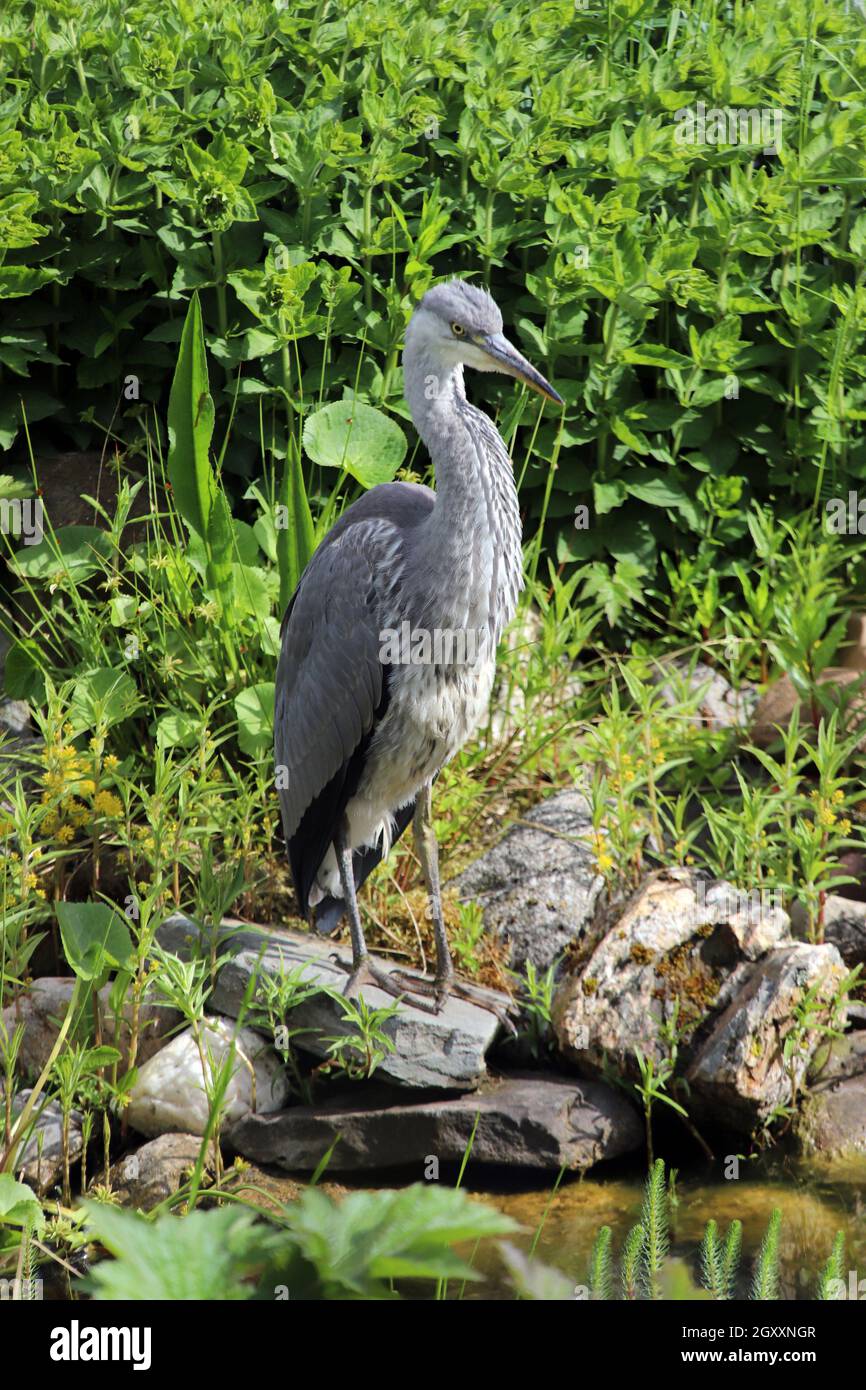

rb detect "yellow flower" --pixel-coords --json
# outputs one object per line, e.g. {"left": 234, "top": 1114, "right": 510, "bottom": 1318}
{"left": 104, "top": 755, "right": 119, "bottom": 770}
{"left": 24, "top": 871, "right": 38, "bottom": 890}
{"left": 839, "top": 819, "right": 852, "bottom": 836}
{"left": 78, "top": 779, "right": 96, "bottom": 796}
{"left": 94, "top": 791, "right": 122, "bottom": 817}
{"left": 597, "top": 852, "right": 614, "bottom": 873}
{"left": 56, "top": 824, "right": 75, "bottom": 843}
{"left": 833, "top": 789, "right": 845, "bottom": 804}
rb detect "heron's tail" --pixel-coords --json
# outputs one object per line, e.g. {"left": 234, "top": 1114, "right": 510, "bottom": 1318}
{"left": 312, "top": 894, "right": 346, "bottom": 937}
{"left": 311, "top": 799, "right": 417, "bottom": 936}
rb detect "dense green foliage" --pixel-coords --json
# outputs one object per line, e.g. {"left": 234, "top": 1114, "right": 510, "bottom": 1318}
{"left": 2, "top": 0, "right": 866, "bottom": 623}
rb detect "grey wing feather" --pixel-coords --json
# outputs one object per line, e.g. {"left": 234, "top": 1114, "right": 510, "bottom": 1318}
{"left": 274, "top": 536, "right": 383, "bottom": 843}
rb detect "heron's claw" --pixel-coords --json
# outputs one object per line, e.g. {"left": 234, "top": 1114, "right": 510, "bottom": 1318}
{"left": 389, "top": 969, "right": 518, "bottom": 1037}
{"left": 334, "top": 955, "right": 439, "bottom": 1014}
{"left": 331, "top": 954, "right": 516, "bottom": 1032}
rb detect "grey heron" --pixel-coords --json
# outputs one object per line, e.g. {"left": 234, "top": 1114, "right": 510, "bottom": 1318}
{"left": 274, "top": 279, "right": 562, "bottom": 1015}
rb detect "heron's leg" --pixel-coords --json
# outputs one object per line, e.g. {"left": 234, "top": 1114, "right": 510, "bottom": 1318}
{"left": 388, "top": 783, "right": 518, "bottom": 1033}
{"left": 334, "top": 825, "right": 436, "bottom": 1011}
{"left": 335, "top": 827, "right": 367, "bottom": 972}
{"left": 412, "top": 781, "right": 453, "bottom": 1005}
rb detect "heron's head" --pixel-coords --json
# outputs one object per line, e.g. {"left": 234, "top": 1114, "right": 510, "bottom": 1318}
{"left": 407, "top": 279, "right": 563, "bottom": 405}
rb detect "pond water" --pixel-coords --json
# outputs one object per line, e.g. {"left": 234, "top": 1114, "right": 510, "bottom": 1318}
{"left": 454, "top": 1154, "right": 866, "bottom": 1300}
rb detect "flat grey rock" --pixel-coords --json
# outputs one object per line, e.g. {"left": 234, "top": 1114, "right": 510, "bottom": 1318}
{"left": 4, "top": 1088, "right": 83, "bottom": 1193}
{"left": 450, "top": 787, "right": 604, "bottom": 973}
{"left": 228, "top": 1072, "right": 642, "bottom": 1173}
{"left": 160, "top": 916, "right": 505, "bottom": 1092}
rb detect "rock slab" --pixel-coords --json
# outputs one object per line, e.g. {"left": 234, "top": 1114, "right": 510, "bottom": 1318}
{"left": 229, "top": 1072, "right": 642, "bottom": 1173}
{"left": 450, "top": 787, "right": 604, "bottom": 973}
{"left": 161, "top": 916, "right": 506, "bottom": 1092}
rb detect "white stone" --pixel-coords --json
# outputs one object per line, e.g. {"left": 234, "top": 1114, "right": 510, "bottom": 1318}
{"left": 126, "top": 1018, "right": 289, "bottom": 1138}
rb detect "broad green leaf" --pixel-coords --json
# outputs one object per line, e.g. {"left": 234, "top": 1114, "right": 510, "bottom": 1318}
{"left": 69, "top": 667, "right": 141, "bottom": 732}
{"left": 624, "top": 473, "right": 699, "bottom": 526}
{"left": 0, "top": 1174, "right": 44, "bottom": 1230}
{"left": 227, "top": 563, "right": 277, "bottom": 619}
{"left": 155, "top": 712, "right": 200, "bottom": 749}
{"left": 204, "top": 487, "right": 234, "bottom": 614}
{"left": 0, "top": 473, "right": 32, "bottom": 499}
{"left": 282, "top": 1184, "right": 517, "bottom": 1297}
{"left": 303, "top": 401, "right": 407, "bottom": 488}
{"left": 3, "top": 640, "right": 44, "bottom": 702}
{"left": 57, "top": 902, "right": 134, "bottom": 983}
{"left": 622, "top": 345, "right": 693, "bottom": 369}
{"left": 84, "top": 1203, "right": 269, "bottom": 1301}
{"left": 234, "top": 681, "right": 275, "bottom": 756}
{"left": 0, "top": 265, "right": 60, "bottom": 299}
{"left": 594, "top": 479, "right": 626, "bottom": 514}
{"left": 9, "top": 526, "right": 112, "bottom": 584}
{"left": 258, "top": 614, "right": 283, "bottom": 658}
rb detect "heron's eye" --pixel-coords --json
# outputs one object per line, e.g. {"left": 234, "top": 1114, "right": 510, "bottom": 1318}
{"left": 450, "top": 322, "right": 465, "bottom": 336}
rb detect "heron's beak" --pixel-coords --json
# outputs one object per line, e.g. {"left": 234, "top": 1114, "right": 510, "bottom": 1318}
{"left": 475, "top": 332, "right": 564, "bottom": 405}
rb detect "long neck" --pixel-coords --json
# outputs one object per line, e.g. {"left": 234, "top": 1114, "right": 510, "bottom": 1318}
{"left": 405, "top": 352, "right": 476, "bottom": 514}
{"left": 403, "top": 346, "right": 523, "bottom": 641}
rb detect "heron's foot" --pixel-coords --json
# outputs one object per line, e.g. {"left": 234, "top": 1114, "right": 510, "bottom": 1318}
{"left": 331, "top": 954, "right": 438, "bottom": 1014}
{"left": 389, "top": 969, "right": 518, "bottom": 1037}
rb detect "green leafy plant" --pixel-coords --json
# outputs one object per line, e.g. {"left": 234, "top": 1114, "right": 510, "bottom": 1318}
{"left": 83, "top": 1183, "right": 516, "bottom": 1301}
